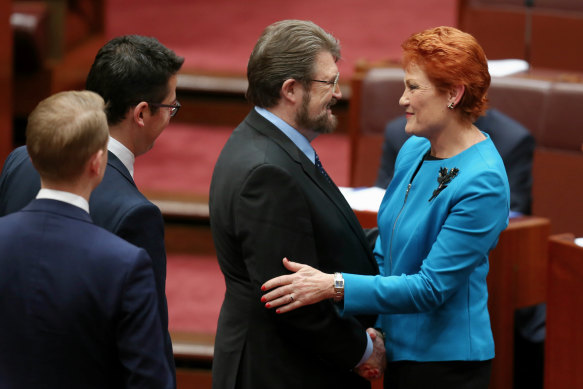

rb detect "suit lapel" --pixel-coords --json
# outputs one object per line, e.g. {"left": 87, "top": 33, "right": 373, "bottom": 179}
{"left": 247, "top": 111, "right": 375, "bottom": 260}
{"left": 106, "top": 151, "right": 136, "bottom": 187}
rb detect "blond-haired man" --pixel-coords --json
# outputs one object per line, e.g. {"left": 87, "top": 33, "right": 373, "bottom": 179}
{"left": 0, "top": 91, "right": 172, "bottom": 389}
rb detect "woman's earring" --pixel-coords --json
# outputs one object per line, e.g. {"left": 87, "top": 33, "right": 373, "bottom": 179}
{"left": 447, "top": 102, "right": 455, "bottom": 109}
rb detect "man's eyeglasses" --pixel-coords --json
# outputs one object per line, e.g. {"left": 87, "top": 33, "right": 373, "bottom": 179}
{"left": 309, "top": 73, "right": 340, "bottom": 92}
{"left": 148, "top": 101, "right": 181, "bottom": 118}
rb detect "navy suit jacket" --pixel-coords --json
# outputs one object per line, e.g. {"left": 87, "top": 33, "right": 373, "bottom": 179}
{"left": 0, "top": 146, "right": 175, "bottom": 381}
{"left": 209, "top": 110, "right": 379, "bottom": 389}
{"left": 0, "top": 199, "right": 172, "bottom": 389}
{"left": 375, "top": 108, "right": 536, "bottom": 215}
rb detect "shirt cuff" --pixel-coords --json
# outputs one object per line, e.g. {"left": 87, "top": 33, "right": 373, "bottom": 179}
{"left": 355, "top": 332, "right": 373, "bottom": 367}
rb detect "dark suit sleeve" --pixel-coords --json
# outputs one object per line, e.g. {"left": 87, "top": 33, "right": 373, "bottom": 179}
{"left": 0, "top": 151, "right": 17, "bottom": 215}
{"left": 114, "top": 204, "right": 175, "bottom": 383}
{"left": 117, "top": 249, "right": 173, "bottom": 389}
{"left": 0, "top": 147, "right": 41, "bottom": 216}
{"left": 503, "top": 133, "right": 535, "bottom": 215}
{"left": 116, "top": 204, "right": 167, "bottom": 297}
{"left": 237, "top": 164, "right": 368, "bottom": 369}
{"left": 363, "top": 227, "right": 379, "bottom": 252}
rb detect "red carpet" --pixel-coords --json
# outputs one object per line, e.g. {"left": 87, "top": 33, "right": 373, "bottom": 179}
{"left": 106, "top": 0, "right": 457, "bottom": 78}
{"left": 166, "top": 254, "right": 224, "bottom": 333}
{"left": 134, "top": 122, "right": 350, "bottom": 195}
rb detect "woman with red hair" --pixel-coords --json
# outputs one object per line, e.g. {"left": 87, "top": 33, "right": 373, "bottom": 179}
{"left": 262, "top": 26, "right": 510, "bottom": 389}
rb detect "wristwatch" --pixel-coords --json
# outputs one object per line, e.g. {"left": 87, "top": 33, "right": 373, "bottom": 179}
{"left": 333, "top": 272, "right": 344, "bottom": 302}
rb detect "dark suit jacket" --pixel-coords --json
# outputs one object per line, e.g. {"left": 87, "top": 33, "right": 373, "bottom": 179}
{"left": 209, "top": 110, "right": 379, "bottom": 389}
{"left": 0, "top": 146, "right": 175, "bottom": 382}
{"left": 0, "top": 199, "right": 172, "bottom": 389}
{"left": 375, "top": 108, "right": 535, "bottom": 215}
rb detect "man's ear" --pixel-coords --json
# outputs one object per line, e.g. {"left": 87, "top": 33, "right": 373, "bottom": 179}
{"left": 281, "top": 78, "right": 300, "bottom": 104}
{"left": 88, "top": 149, "right": 105, "bottom": 177}
{"left": 132, "top": 102, "right": 149, "bottom": 127}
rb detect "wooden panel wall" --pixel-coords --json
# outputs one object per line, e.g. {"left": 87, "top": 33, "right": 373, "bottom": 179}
{"left": 0, "top": 1, "right": 13, "bottom": 162}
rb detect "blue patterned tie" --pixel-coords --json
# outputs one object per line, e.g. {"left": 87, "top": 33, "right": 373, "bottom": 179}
{"left": 315, "top": 153, "right": 332, "bottom": 184}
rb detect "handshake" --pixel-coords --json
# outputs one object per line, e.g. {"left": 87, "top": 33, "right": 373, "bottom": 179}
{"left": 355, "top": 328, "right": 387, "bottom": 381}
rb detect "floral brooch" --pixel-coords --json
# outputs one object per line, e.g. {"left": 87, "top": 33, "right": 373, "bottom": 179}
{"left": 429, "top": 167, "right": 459, "bottom": 202}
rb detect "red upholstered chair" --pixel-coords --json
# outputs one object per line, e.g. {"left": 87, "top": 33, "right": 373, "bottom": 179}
{"left": 531, "top": 81, "right": 583, "bottom": 236}
{"left": 530, "top": 10, "right": 583, "bottom": 72}
{"left": 458, "top": 0, "right": 583, "bottom": 72}
{"left": 457, "top": 0, "right": 527, "bottom": 61}
{"left": 487, "top": 77, "right": 551, "bottom": 143}
{"left": 538, "top": 81, "right": 583, "bottom": 151}
{"left": 535, "top": 0, "right": 583, "bottom": 12}
{"left": 348, "top": 66, "right": 404, "bottom": 187}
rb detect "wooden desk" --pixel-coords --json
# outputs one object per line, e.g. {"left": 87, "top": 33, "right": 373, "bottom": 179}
{"left": 488, "top": 216, "right": 550, "bottom": 389}
{"left": 353, "top": 211, "right": 551, "bottom": 389}
{"left": 171, "top": 331, "right": 214, "bottom": 389}
{"left": 545, "top": 234, "right": 583, "bottom": 389}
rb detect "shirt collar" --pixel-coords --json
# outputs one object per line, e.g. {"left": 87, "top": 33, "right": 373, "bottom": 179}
{"left": 107, "top": 136, "right": 135, "bottom": 178}
{"left": 36, "top": 188, "right": 90, "bottom": 214}
{"left": 254, "top": 106, "right": 316, "bottom": 164}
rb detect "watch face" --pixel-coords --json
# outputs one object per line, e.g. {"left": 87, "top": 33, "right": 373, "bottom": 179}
{"left": 334, "top": 273, "right": 344, "bottom": 289}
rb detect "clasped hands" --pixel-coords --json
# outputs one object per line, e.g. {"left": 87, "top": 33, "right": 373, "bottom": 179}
{"left": 357, "top": 327, "right": 387, "bottom": 381}
{"left": 261, "top": 258, "right": 387, "bottom": 381}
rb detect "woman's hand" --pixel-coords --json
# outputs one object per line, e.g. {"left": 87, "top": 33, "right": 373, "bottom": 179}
{"left": 261, "top": 257, "right": 335, "bottom": 313}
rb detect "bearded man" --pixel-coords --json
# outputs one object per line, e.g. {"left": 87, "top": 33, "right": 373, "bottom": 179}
{"left": 209, "top": 20, "right": 384, "bottom": 389}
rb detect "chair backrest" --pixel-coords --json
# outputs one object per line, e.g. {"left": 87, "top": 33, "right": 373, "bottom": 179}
{"left": 349, "top": 67, "right": 404, "bottom": 187}
{"left": 535, "top": 0, "right": 583, "bottom": 12}
{"left": 487, "top": 77, "right": 552, "bottom": 143}
{"left": 539, "top": 81, "right": 583, "bottom": 151}
{"left": 358, "top": 67, "right": 405, "bottom": 136}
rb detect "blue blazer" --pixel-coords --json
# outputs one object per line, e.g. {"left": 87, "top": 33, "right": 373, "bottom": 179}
{"left": 344, "top": 135, "right": 509, "bottom": 362}
{"left": 0, "top": 199, "right": 172, "bottom": 388}
{"left": 0, "top": 146, "right": 174, "bottom": 381}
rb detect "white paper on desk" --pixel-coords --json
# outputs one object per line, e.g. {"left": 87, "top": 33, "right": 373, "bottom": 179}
{"left": 488, "top": 59, "right": 529, "bottom": 77}
{"left": 339, "top": 186, "right": 386, "bottom": 212}
{"left": 575, "top": 238, "right": 583, "bottom": 247}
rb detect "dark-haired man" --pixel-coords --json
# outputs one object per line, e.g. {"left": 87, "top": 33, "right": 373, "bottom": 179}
{"left": 0, "top": 35, "right": 184, "bottom": 386}
{"left": 0, "top": 90, "right": 172, "bottom": 388}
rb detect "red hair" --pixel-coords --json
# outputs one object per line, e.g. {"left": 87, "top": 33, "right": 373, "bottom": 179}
{"left": 401, "top": 26, "right": 490, "bottom": 123}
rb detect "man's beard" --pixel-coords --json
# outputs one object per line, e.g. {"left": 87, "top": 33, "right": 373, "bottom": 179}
{"left": 295, "top": 92, "right": 338, "bottom": 135}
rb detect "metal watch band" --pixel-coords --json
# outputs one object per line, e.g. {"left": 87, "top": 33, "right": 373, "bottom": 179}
{"left": 333, "top": 272, "right": 344, "bottom": 302}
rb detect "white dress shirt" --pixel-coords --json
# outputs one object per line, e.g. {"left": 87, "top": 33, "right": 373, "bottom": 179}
{"left": 36, "top": 188, "right": 90, "bottom": 214}
{"left": 107, "top": 136, "right": 135, "bottom": 178}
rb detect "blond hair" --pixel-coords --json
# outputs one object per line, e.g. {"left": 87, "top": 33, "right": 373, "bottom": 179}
{"left": 26, "top": 90, "right": 109, "bottom": 182}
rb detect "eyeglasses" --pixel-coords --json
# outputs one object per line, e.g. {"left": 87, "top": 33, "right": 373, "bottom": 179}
{"left": 309, "top": 73, "right": 340, "bottom": 92}
{"left": 148, "top": 100, "right": 181, "bottom": 118}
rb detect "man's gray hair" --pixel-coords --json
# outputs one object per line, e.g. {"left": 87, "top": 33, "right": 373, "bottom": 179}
{"left": 246, "top": 20, "right": 341, "bottom": 108}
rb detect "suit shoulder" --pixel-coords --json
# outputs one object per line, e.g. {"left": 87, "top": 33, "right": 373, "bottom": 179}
{"left": 400, "top": 136, "right": 429, "bottom": 157}
{"left": 89, "top": 169, "right": 161, "bottom": 234}
{"left": 86, "top": 222, "right": 149, "bottom": 260}
{"left": 92, "top": 168, "right": 154, "bottom": 210}
{"left": 1, "top": 146, "right": 33, "bottom": 176}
